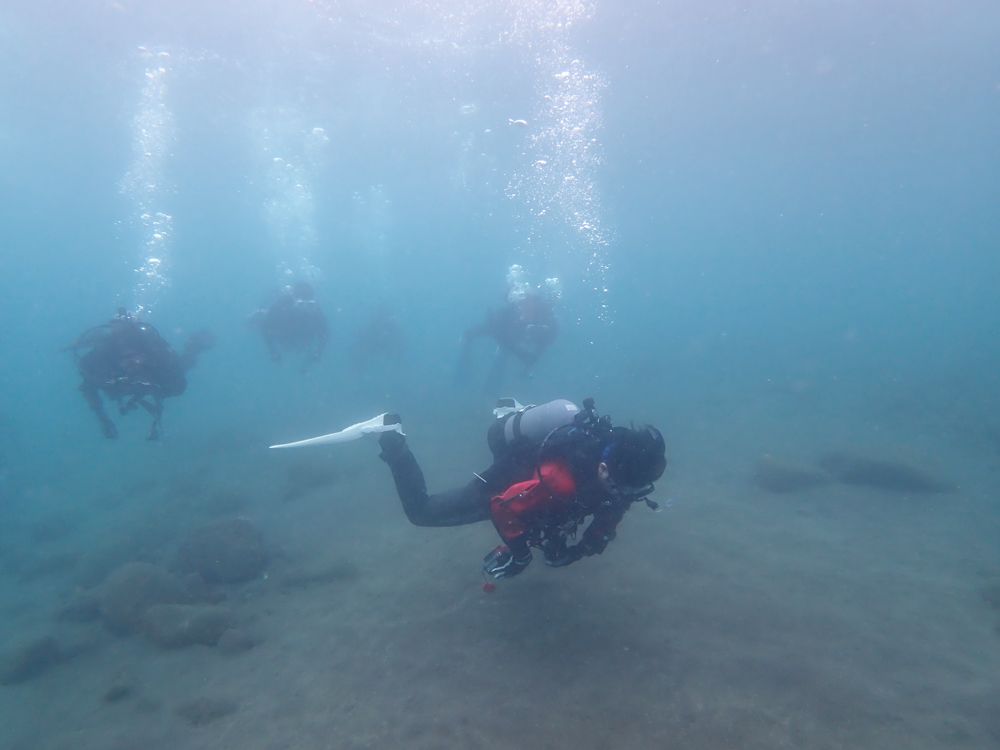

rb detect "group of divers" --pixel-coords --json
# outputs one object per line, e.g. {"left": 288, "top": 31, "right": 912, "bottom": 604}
{"left": 66, "top": 268, "right": 666, "bottom": 584}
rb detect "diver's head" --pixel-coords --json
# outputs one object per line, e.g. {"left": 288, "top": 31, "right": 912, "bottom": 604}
{"left": 291, "top": 281, "right": 315, "bottom": 301}
{"left": 597, "top": 426, "right": 667, "bottom": 497}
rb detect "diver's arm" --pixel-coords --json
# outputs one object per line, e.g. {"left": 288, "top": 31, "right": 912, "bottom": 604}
{"left": 576, "top": 505, "right": 626, "bottom": 556}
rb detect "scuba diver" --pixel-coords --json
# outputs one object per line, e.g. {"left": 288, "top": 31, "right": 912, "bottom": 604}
{"left": 247, "top": 281, "right": 329, "bottom": 371}
{"left": 376, "top": 398, "right": 667, "bottom": 580}
{"left": 67, "top": 308, "right": 216, "bottom": 441}
{"left": 457, "top": 265, "right": 560, "bottom": 392}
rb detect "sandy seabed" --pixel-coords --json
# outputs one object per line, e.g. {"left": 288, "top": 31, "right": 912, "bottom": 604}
{"left": 1, "top": 385, "right": 999, "bottom": 750}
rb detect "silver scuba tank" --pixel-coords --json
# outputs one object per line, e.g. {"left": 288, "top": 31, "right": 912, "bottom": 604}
{"left": 490, "top": 398, "right": 581, "bottom": 454}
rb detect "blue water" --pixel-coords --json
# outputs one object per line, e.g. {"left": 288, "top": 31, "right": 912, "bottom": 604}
{"left": 2, "top": 1, "right": 999, "bottom": 747}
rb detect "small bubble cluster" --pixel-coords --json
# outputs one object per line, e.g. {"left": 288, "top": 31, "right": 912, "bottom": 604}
{"left": 121, "top": 49, "right": 175, "bottom": 316}
{"left": 254, "top": 111, "right": 330, "bottom": 282}
{"left": 505, "top": 2, "right": 613, "bottom": 320}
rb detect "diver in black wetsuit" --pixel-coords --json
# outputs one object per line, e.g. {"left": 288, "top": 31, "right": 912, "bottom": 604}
{"left": 457, "top": 266, "right": 561, "bottom": 392}
{"left": 377, "top": 398, "right": 666, "bottom": 579}
{"left": 457, "top": 292, "right": 559, "bottom": 391}
{"left": 247, "top": 282, "right": 329, "bottom": 371}
{"left": 67, "top": 308, "right": 216, "bottom": 440}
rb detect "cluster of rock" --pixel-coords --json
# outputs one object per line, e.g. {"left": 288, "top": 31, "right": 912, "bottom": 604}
{"left": 57, "top": 519, "right": 267, "bottom": 653}
{"left": 2, "top": 498, "right": 271, "bottom": 692}
{"left": 99, "top": 562, "right": 233, "bottom": 647}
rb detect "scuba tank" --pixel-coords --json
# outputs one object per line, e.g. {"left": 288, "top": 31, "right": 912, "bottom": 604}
{"left": 487, "top": 398, "right": 581, "bottom": 459}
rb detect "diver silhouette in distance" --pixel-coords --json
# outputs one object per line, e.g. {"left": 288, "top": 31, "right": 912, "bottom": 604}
{"left": 457, "top": 265, "right": 560, "bottom": 392}
{"left": 67, "top": 308, "right": 216, "bottom": 440}
{"left": 247, "top": 281, "right": 329, "bottom": 372}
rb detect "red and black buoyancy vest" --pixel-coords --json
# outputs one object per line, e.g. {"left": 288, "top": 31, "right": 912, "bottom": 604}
{"left": 490, "top": 459, "right": 578, "bottom": 543}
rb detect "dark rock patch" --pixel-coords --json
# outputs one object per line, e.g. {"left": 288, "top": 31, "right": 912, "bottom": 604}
{"left": 754, "top": 456, "right": 830, "bottom": 493}
{"left": 103, "top": 683, "right": 134, "bottom": 703}
{"left": 175, "top": 519, "right": 268, "bottom": 584}
{"left": 178, "top": 572, "right": 226, "bottom": 605}
{"left": 175, "top": 696, "right": 238, "bottom": 726}
{"left": 819, "top": 452, "right": 957, "bottom": 493}
{"left": 98, "top": 562, "right": 192, "bottom": 635}
{"left": 143, "top": 604, "right": 233, "bottom": 648}
{"left": 0, "top": 636, "right": 62, "bottom": 685}
{"left": 75, "top": 520, "right": 180, "bottom": 589}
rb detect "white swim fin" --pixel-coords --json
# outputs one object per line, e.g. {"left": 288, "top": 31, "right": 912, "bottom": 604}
{"left": 492, "top": 398, "right": 525, "bottom": 419}
{"left": 269, "top": 413, "right": 403, "bottom": 449}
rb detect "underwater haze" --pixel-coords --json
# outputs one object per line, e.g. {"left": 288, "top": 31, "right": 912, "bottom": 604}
{"left": 2, "top": 0, "right": 1000, "bottom": 747}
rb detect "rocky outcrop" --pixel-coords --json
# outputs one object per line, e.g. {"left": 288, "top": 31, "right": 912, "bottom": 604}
{"left": 98, "top": 562, "right": 192, "bottom": 635}
{"left": 175, "top": 519, "right": 268, "bottom": 584}
{"left": 143, "top": 604, "right": 233, "bottom": 648}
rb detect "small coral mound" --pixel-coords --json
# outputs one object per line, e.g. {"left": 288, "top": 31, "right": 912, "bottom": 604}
{"left": 98, "top": 562, "right": 192, "bottom": 635}
{"left": 175, "top": 519, "right": 268, "bottom": 584}
{"left": 143, "top": 604, "right": 233, "bottom": 648}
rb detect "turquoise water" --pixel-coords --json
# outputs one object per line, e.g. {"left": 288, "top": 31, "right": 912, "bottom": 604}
{"left": 1, "top": 1, "right": 999, "bottom": 747}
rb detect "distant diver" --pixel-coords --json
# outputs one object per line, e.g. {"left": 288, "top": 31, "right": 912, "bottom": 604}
{"left": 67, "top": 308, "right": 216, "bottom": 440}
{"left": 457, "top": 264, "right": 560, "bottom": 393}
{"left": 247, "top": 281, "right": 329, "bottom": 372}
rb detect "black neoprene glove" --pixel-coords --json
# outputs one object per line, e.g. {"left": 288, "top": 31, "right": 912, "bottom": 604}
{"left": 543, "top": 543, "right": 584, "bottom": 568}
{"left": 483, "top": 546, "right": 532, "bottom": 579}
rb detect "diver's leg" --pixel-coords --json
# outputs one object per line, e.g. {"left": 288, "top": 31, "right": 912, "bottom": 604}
{"left": 79, "top": 383, "right": 117, "bottom": 439}
{"left": 119, "top": 395, "right": 140, "bottom": 416}
{"left": 145, "top": 398, "right": 164, "bottom": 441}
{"left": 378, "top": 431, "right": 491, "bottom": 527}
